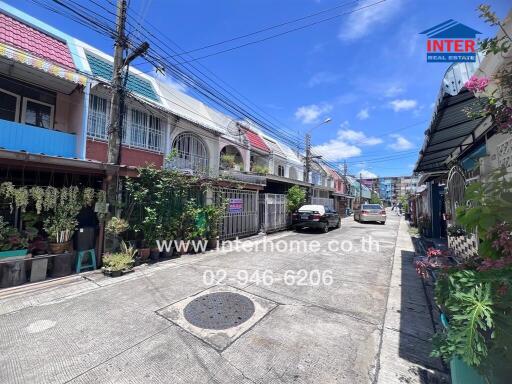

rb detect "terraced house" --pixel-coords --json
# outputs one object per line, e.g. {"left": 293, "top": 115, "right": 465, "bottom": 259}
{"left": 0, "top": 2, "right": 351, "bottom": 260}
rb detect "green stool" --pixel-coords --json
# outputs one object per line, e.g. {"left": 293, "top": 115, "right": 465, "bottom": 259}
{"left": 76, "top": 249, "right": 96, "bottom": 273}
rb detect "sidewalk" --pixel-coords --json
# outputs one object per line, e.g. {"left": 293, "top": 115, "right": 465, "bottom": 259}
{"left": 376, "top": 218, "right": 450, "bottom": 384}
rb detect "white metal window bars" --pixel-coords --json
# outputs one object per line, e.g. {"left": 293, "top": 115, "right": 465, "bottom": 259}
{"left": 87, "top": 95, "right": 162, "bottom": 152}
{"left": 87, "top": 94, "right": 109, "bottom": 140}
{"left": 170, "top": 132, "right": 209, "bottom": 175}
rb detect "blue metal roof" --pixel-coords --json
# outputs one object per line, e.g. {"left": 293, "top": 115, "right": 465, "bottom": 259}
{"left": 85, "top": 52, "right": 159, "bottom": 102}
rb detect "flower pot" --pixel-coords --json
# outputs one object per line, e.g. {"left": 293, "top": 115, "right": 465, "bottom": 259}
{"left": 0, "top": 256, "right": 27, "bottom": 288}
{"left": 0, "top": 249, "right": 28, "bottom": 259}
{"left": 30, "top": 255, "right": 48, "bottom": 283}
{"left": 150, "top": 248, "right": 161, "bottom": 261}
{"left": 207, "top": 238, "right": 218, "bottom": 250}
{"left": 137, "top": 248, "right": 150, "bottom": 262}
{"left": 49, "top": 241, "right": 73, "bottom": 254}
{"left": 50, "top": 252, "right": 74, "bottom": 277}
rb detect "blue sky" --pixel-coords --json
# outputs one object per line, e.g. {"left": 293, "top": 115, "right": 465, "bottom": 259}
{"left": 12, "top": 0, "right": 511, "bottom": 177}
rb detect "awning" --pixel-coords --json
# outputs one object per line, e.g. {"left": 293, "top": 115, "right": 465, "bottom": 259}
{"left": 0, "top": 42, "right": 86, "bottom": 86}
{"left": 416, "top": 185, "right": 428, "bottom": 193}
{"left": 414, "top": 90, "right": 484, "bottom": 173}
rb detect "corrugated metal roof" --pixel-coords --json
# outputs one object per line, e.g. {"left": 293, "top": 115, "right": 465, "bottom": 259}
{"left": 415, "top": 90, "right": 484, "bottom": 173}
{"left": 0, "top": 12, "right": 75, "bottom": 69}
{"left": 244, "top": 129, "right": 270, "bottom": 152}
{"left": 263, "top": 137, "right": 286, "bottom": 158}
{"left": 86, "top": 52, "right": 159, "bottom": 102}
{"left": 276, "top": 142, "right": 302, "bottom": 165}
{"left": 158, "top": 81, "right": 228, "bottom": 134}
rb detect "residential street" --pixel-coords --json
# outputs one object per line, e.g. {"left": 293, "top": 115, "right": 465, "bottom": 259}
{"left": 0, "top": 213, "right": 446, "bottom": 384}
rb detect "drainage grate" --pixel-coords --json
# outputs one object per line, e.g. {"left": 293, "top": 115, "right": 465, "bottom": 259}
{"left": 183, "top": 292, "right": 255, "bottom": 330}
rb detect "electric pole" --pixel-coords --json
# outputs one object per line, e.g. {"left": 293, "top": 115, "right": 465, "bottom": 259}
{"left": 106, "top": 0, "right": 149, "bottom": 214}
{"left": 304, "top": 133, "right": 312, "bottom": 203}
{"left": 107, "top": 0, "right": 128, "bottom": 166}
{"left": 359, "top": 172, "right": 362, "bottom": 203}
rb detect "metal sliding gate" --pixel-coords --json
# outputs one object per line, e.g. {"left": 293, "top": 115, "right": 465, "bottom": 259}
{"left": 259, "top": 193, "right": 289, "bottom": 233}
{"left": 311, "top": 197, "right": 334, "bottom": 209}
{"left": 214, "top": 188, "right": 259, "bottom": 240}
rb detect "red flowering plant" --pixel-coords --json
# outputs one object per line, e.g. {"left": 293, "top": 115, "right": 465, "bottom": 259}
{"left": 431, "top": 164, "right": 512, "bottom": 374}
{"left": 415, "top": 247, "right": 455, "bottom": 279}
{"left": 462, "top": 6, "right": 512, "bottom": 134}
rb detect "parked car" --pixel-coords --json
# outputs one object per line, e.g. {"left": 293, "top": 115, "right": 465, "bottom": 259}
{"left": 354, "top": 204, "right": 386, "bottom": 224}
{"left": 292, "top": 205, "right": 341, "bottom": 232}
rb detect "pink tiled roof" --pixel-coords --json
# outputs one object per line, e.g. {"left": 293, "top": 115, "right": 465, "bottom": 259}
{"left": 0, "top": 12, "right": 75, "bottom": 69}
{"left": 244, "top": 129, "right": 270, "bottom": 152}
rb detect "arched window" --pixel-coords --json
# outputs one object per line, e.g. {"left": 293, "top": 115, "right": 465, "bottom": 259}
{"left": 171, "top": 132, "right": 209, "bottom": 174}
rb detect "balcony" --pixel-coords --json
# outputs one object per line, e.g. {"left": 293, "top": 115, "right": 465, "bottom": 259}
{"left": 219, "top": 170, "right": 266, "bottom": 185}
{"left": 166, "top": 151, "right": 210, "bottom": 176}
{"left": 0, "top": 120, "right": 76, "bottom": 158}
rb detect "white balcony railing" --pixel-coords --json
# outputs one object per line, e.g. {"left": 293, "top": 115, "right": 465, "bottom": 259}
{"left": 166, "top": 151, "right": 209, "bottom": 175}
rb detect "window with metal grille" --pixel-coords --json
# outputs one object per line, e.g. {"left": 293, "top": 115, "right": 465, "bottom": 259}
{"left": 87, "top": 94, "right": 109, "bottom": 140}
{"left": 127, "top": 108, "right": 162, "bottom": 152}
{"left": 171, "top": 132, "right": 209, "bottom": 173}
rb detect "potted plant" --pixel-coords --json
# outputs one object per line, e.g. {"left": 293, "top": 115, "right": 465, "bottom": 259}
{"left": 220, "top": 154, "right": 236, "bottom": 170}
{"left": 204, "top": 202, "right": 225, "bottom": 249}
{"left": 447, "top": 224, "right": 466, "bottom": 238}
{"left": 251, "top": 164, "right": 269, "bottom": 175}
{"left": 105, "top": 216, "right": 129, "bottom": 252}
{"left": 43, "top": 208, "right": 77, "bottom": 254}
{"left": 0, "top": 217, "right": 29, "bottom": 258}
{"left": 101, "top": 251, "right": 134, "bottom": 277}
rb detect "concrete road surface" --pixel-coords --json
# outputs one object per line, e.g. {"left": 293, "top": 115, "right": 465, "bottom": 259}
{"left": 0, "top": 213, "right": 446, "bottom": 383}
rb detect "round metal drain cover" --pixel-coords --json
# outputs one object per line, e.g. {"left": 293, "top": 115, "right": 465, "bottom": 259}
{"left": 183, "top": 292, "right": 255, "bottom": 330}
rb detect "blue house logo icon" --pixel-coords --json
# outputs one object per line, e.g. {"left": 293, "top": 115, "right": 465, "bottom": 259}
{"left": 420, "top": 20, "right": 481, "bottom": 62}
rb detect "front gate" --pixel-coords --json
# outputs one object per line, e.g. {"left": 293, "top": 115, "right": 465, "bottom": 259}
{"left": 259, "top": 193, "right": 288, "bottom": 233}
{"left": 213, "top": 188, "right": 259, "bottom": 240}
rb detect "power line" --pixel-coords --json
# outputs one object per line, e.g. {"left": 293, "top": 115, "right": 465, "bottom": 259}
{"left": 167, "top": 0, "right": 360, "bottom": 58}
{"left": 173, "top": 0, "right": 387, "bottom": 65}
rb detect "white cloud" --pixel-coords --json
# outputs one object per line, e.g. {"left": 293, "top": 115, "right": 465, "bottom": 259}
{"left": 311, "top": 140, "right": 361, "bottom": 161}
{"left": 154, "top": 69, "right": 187, "bottom": 93}
{"left": 356, "top": 107, "right": 370, "bottom": 120}
{"left": 311, "top": 123, "right": 382, "bottom": 161}
{"left": 338, "top": 0, "right": 402, "bottom": 41}
{"left": 338, "top": 128, "right": 382, "bottom": 146}
{"left": 357, "top": 169, "right": 378, "bottom": 178}
{"left": 388, "top": 134, "right": 414, "bottom": 151}
{"left": 307, "top": 72, "right": 341, "bottom": 87}
{"left": 384, "top": 85, "right": 404, "bottom": 98}
{"left": 390, "top": 99, "right": 418, "bottom": 112}
{"left": 294, "top": 103, "right": 332, "bottom": 124}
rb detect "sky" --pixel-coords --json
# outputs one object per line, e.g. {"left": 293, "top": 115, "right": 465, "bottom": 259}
{"left": 10, "top": 0, "right": 511, "bottom": 177}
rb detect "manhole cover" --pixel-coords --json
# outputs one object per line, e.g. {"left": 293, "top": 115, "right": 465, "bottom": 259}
{"left": 183, "top": 292, "right": 255, "bottom": 330}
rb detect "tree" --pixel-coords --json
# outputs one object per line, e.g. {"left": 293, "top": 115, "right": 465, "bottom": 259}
{"left": 286, "top": 185, "right": 306, "bottom": 213}
{"left": 370, "top": 192, "right": 381, "bottom": 204}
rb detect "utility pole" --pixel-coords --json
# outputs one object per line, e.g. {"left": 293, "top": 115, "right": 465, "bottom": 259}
{"left": 359, "top": 172, "right": 362, "bottom": 203}
{"left": 304, "top": 133, "right": 312, "bottom": 203}
{"left": 106, "top": 0, "right": 149, "bottom": 214}
{"left": 107, "top": 0, "right": 128, "bottom": 166}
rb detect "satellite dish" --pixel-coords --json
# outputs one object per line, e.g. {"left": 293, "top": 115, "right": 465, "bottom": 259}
{"left": 226, "top": 120, "right": 243, "bottom": 138}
